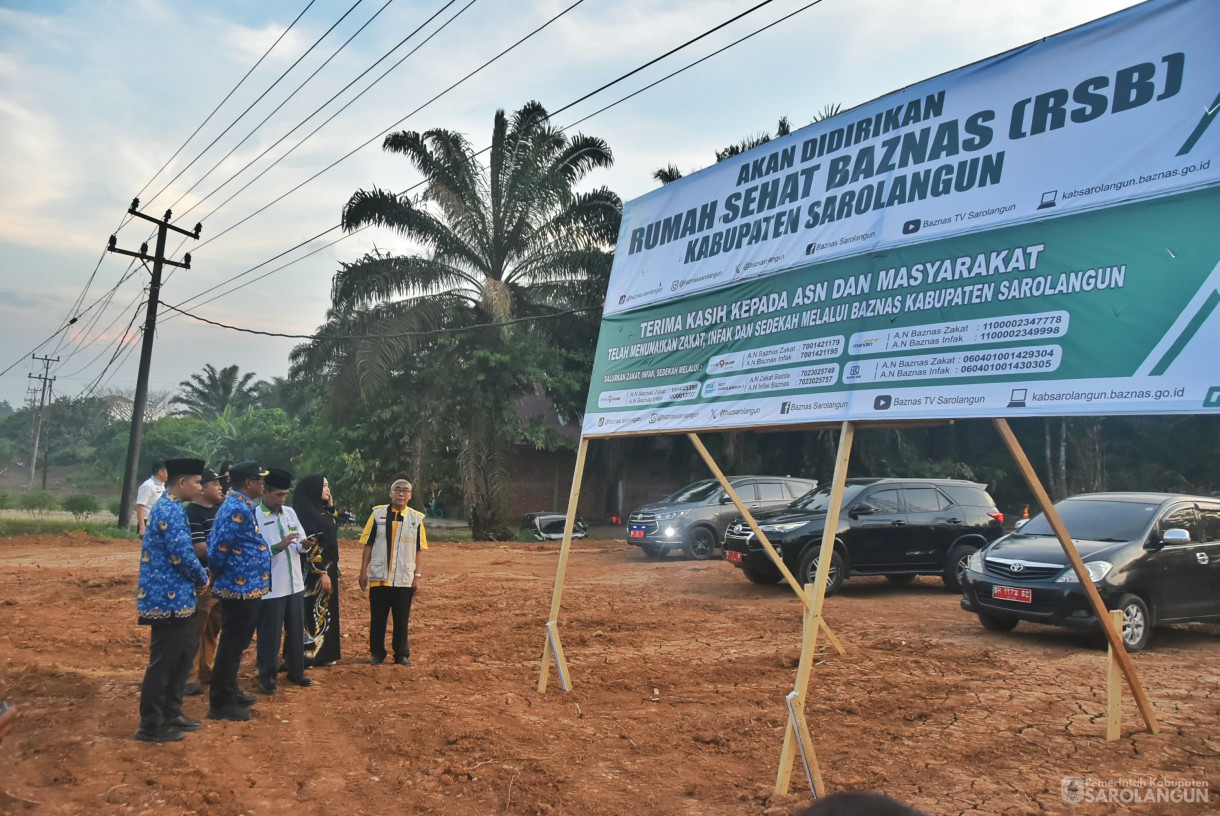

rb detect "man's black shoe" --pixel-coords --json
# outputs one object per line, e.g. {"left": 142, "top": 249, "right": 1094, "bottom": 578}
{"left": 367, "top": 655, "right": 385, "bottom": 665}
{"left": 286, "top": 675, "right": 314, "bottom": 687}
{"left": 394, "top": 656, "right": 413, "bottom": 666}
{"left": 165, "top": 715, "right": 203, "bottom": 732}
{"left": 236, "top": 691, "right": 257, "bottom": 706}
{"left": 207, "top": 706, "right": 252, "bottom": 722}
{"left": 134, "top": 726, "right": 184, "bottom": 743}
{"left": 256, "top": 682, "right": 277, "bottom": 695}
{"left": 183, "top": 682, "right": 203, "bottom": 696}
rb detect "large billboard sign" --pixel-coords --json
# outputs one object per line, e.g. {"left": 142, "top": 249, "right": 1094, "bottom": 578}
{"left": 584, "top": 0, "right": 1220, "bottom": 435}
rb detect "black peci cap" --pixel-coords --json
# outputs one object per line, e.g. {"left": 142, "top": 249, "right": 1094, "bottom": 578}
{"left": 263, "top": 467, "right": 293, "bottom": 491}
{"left": 227, "top": 461, "right": 268, "bottom": 485}
{"left": 165, "top": 458, "right": 206, "bottom": 480}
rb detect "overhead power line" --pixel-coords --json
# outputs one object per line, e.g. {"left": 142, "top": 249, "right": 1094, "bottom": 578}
{"left": 161, "top": 301, "right": 599, "bottom": 339}
{"left": 165, "top": 0, "right": 399, "bottom": 217}
{"left": 143, "top": 0, "right": 368, "bottom": 211}
{"left": 168, "top": 0, "right": 469, "bottom": 230}
{"left": 162, "top": 0, "right": 823, "bottom": 319}
{"left": 178, "top": 0, "right": 591, "bottom": 258}
{"left": 133, "top": 0, "right": 319, "bottom": 205}
{"left": 58, "top": 0, "right": 826, "bottom": 389}
{"left": 39, "top": 3, "right": 317, "bottom": 375}
{"left": 562, "top": 0, "right": 828, "bottom": 130}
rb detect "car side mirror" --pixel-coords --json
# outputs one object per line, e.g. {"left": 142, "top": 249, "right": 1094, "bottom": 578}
{"left": 1013, "top": 518, "right": 1028, "bottom": 531}
{"left": 719, "top": 494, "right": 733, "bottom": 504}
{"left": 1160, "top": 528, "right": 1191, "bottom": 545}
{"left": 850, "top": 503, "right": 875, "bottom": 518}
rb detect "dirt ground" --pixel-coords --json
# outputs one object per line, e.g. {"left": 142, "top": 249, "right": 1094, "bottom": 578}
{"left": 1, "top": 532, "right": 1217, "bottom": 815}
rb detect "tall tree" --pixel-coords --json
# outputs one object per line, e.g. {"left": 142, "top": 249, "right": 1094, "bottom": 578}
{"left": 172, "top": 364, "right": 261, "bottom": 420}
{"left": 295, "top": 101, "right": 620, "bottom": 538}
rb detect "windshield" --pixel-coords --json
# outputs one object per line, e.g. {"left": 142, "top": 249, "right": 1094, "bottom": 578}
{"left": 664, "top": 480, "right": 722, "bottom": 504}
{"left": 791, "top": 483, "right": 869, "bottom": 511}
{"left": 1019, "top": 499, "right": 1159, "bottom": 541}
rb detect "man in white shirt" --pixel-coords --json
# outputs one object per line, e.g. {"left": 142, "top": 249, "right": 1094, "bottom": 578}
{"left": 136, "top": 461, "right": 168, "bottom": 536}
{"left": 254, "top": 468, "right": 312, "bottom": 694}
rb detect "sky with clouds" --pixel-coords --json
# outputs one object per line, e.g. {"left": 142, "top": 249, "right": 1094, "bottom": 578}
{"left": 0, "top": 0, "right": 1142, "bottom": 408}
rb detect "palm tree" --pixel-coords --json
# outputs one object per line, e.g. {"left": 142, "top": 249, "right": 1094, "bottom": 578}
{"left": 655, "top": 112, "right": 844, "bottom": 185}
{"left": 172, "top": 364, "right": 260, "bottom": 420}
{"left": 294, "top": 101, "right": 620, "bottom": 538}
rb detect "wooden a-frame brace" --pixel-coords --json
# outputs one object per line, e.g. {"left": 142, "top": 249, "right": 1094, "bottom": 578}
{"left": 537, "top": 416, "right": 1158, "bottom": 799}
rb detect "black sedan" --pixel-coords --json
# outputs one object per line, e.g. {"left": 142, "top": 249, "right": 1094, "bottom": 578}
{"left": 960, "top": 492, "right": 1220, "bottom": 651}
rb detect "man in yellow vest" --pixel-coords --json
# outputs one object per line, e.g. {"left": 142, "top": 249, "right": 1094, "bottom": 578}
{"left": 358, "top": 475, "right": 427, "bottom": 665}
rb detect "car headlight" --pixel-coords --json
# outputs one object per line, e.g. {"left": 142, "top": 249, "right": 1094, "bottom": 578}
{"left": 758, "top": 522, "right": 806, "bottom": 533}
{"left": 655, "top": 510, "right": 689, "bottom": 520}
{"left": 1055, "top": 561, "right": 1113, "bottom": 583}
{"left": 966, "top": 549, "right": 984, "bottom": 573}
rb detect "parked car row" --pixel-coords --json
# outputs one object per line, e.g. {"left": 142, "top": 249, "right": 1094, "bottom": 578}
{"left": 627, "top": 477, "right": 1220, "bottom": 653}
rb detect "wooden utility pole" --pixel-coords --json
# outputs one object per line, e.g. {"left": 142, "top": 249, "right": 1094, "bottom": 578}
{"left": 27, "top": 354, "right": 58, "bottom": 488}
{"left": 106, "top": 199, "right": 200, "bottom": 530}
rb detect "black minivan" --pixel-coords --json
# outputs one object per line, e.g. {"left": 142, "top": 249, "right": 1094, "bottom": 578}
{"left": 960, "top": 492, "right": 1220, "bottom": 651}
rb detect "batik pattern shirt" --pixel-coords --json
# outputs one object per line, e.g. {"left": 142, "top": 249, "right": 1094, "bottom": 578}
{"left": 207, "top": 491, "right": 271, "bottom": 599}
{"left": 137, "top": 493, "right": 208, "bottom": 623}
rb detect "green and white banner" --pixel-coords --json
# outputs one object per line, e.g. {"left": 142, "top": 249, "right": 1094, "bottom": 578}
{"left": 585, "top": 0, "right": 1220, "bottom": 435}
{"left": 586, "top": 186, "right": 1220, "bottom": 434}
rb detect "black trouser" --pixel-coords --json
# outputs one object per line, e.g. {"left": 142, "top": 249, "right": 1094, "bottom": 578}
{"left": 257, "top": 592, "right": 305, "bottom": 687}
{"left": 368, "top": 585, "right": 415, "bottom": 660}
{"left": 139, "top": 615, "right": 198, "bottom": 732}
{"left": 210, "top": 598, "right": 260, "bottom": 710}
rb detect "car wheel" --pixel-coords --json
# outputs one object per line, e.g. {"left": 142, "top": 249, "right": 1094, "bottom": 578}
{"left": 885, "top": 574, "right": 916, "bottom": 584}
{"left": 797, "top": 547, "right": 845, "bottom": 596}
{"left": 640, "top": 543, "right": 667, "bottom": 559}
{"left": 977, "top": 611, "right": 1019, "bottom": 631}
{"left": 685, "top": 527, "right": 717, "bottom": 560}
{"left": 1117, "top": 593, "right": 1152, "bottom": 652}
{"left": 943, "top": 544, "right": 976, "bottom": 592}
{"left": 741, "top": 563, "right": 782, "bottom": 585}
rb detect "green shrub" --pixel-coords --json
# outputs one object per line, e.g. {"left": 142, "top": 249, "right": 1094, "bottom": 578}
{"left": 18, "top": 491, "right": 58, "bottom": 519}
{"left": 0, "top": 492, "right": 10, "bottom": 510}
{"left": 62, "top": 493, "right": 102, "bottom": 522}
{"left": 107, "top": 498, "right": 122, "bottom": 518}
{"left": 0, "top": 518, "right": 137, "bottom": 540}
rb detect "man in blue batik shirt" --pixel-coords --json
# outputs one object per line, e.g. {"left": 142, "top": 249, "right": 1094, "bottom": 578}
{"left": 135, "top": 457, "right": 209, "bottom": 743}
{"left": 205, "top": 461, "right": 271, "bottom": 722}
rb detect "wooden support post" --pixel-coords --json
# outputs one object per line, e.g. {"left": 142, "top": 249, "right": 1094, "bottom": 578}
{"left": 537, "top": 437, "right": 590, "bottom": 693}
{"left": 818, "top": 616, "right": 846, "bottom": 656}
{"left": 1107, "top": 609, "right": 1123, "bottom": 741}
{"left": 993, "top": 418, "right": 1158, "bottom": 734}
{"left": 776, "top": 421, "right": 854, "bottom": 795}
{"left": 687, "top": 433, "right": 816, "bottom": 614}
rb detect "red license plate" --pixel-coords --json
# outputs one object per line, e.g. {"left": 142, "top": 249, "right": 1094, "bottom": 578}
{"left": 629, "top": 529, "right": 645, "bottom": 539}
{"left": 993, "top": 585, "right": 1032, "bottom": 603}
{"left": 725, "top": 550, "right": 743, "bottom": 564}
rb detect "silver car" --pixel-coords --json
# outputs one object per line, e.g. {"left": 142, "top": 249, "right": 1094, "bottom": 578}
{"left": 627, "top": 476, "right": 817, "bottom": 560}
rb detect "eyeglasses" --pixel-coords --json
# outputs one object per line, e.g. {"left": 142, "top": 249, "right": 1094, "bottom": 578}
{"left": 391, "top": 487, "right": 412, "bottom": 494}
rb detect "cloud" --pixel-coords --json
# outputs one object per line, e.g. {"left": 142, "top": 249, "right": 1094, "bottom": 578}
{"left": 0, "top": 0, "right": 1145, "bottom": 404}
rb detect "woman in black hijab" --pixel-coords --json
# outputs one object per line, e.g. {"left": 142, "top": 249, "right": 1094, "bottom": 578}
{"left": 294, "top": 474, "right": 341, "bottom": 666}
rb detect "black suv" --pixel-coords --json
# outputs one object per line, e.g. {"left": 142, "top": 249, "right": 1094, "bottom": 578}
{"left": 723, "top": 478, "right": 1004, "bottom": 594}
{"left": 960, "top": 492, "right": 1220, "bottom": 652}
